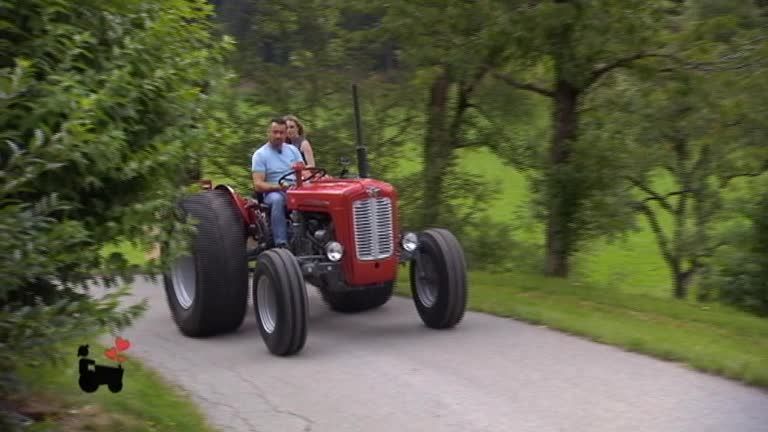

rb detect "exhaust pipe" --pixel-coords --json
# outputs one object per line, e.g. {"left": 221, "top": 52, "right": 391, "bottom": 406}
{"left": 352, "top": 83, "right": 370, "bottom": 179}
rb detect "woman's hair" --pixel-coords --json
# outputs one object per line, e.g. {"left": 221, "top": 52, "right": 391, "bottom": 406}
{"left": 283, "top": 114, "right": 305, "bottom": 136}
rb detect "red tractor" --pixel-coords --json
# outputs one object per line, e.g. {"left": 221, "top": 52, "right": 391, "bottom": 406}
{"left": 162, "top": 88, "right": 468, "bottom": 356}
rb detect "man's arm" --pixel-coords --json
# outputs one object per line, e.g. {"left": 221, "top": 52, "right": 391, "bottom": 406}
{"left": 252, "top": 171, "right": 287, "bottom": 192}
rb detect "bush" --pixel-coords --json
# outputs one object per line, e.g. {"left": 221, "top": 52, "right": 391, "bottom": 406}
{"left": 0, "top": 0, "right": 236, "bottom": 399}
{"left": 703, "top": 191, "right": 768, "bottom": 315}
{"left": 392, "top": 166, "right": 521, "bottom": 271}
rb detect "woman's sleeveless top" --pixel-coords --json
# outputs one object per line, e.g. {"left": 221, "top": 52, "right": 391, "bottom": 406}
{"left": 287, "top": 135, "right": 307, "bottom": 164}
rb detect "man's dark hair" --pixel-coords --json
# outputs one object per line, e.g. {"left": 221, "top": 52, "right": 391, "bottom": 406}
{"left": 270, "top": 117, "right": 287, "bottom": 126}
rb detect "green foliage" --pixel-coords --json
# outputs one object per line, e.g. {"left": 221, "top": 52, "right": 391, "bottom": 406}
{"left": 575, "top": 0, "right": 768, "bottom": 297}
{"left": 375, "top": 0, "right": 504, "bottom": 73}
{"left": 526, "top": 132, "right": 642, "bottom": 252}
{"left": 498, "top": 0, "right": 669, "bottom": 85}
{"left": 703, "top": 188, "right": 768, "bottom": 315}
{"left": 0, "top": 0, "right": 236, "bottom": 399}
{"left": 209, "top": 0, "right": 426, "bottom": 193}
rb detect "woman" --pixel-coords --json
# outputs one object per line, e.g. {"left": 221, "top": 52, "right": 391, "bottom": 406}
{"left": 283, "top": 114, "right": 316, "bottom": 167}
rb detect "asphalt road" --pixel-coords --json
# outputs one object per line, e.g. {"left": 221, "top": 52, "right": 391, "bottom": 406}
{"left": 115, "top": 277, "right": 768, "bottom": 432}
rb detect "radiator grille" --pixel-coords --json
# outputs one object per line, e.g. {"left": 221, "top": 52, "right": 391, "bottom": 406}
{"left": 352, "top": 197, "right": 394, "bottom": 260}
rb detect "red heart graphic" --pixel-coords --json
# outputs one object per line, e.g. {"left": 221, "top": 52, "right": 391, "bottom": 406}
{"left": 104, "top": 347, "right": 127, "bottom": 363}
{"left": 115, "top": 337, "right": 131, "bottom": 352}
{"left": 104, "top": 347, "right": 118, "bottom": 361}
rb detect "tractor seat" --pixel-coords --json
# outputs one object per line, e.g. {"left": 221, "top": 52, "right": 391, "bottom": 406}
{"left": 251, "top": 191, "right": 271, "bottom": 212}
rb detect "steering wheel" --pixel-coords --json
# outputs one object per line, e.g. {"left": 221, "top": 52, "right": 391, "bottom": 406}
{"left": 277, "top": 167, "right": 327, "bottom": 188}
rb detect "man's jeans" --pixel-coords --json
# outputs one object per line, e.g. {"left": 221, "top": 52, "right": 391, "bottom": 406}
{"left": 264, "top": 191, "right": 288, "bottom": 245}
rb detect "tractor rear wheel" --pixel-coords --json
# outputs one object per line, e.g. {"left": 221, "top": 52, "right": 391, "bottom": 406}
{"left": 252, "top": 248, "right": 308, "bottom": 356}
{"left": 319, "top": 281, "right": 393, "bottom": 313}
{"left": 410, "top": 228, "right": 467, "bottom": 329}
{"left": 163, "top": 189, "right": 249, "bottom": 337}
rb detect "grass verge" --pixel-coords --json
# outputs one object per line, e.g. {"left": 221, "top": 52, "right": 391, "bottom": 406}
{"left": 395, "top": 269, "right": 768, "bottom": 389}
{"left": 4, "top": 340, "right": 217, "bottom": 432}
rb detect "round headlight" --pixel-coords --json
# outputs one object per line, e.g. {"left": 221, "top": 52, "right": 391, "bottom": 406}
{"left": 325, "top": 241, "right": 343, "bottom": 261}
{"left": 402, "top": 232, "right": 418, "bottom": 252}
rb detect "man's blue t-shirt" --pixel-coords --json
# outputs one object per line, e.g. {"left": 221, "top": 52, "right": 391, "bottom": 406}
{"left": 251, "top": 142, "right": 304, "bottom": 184}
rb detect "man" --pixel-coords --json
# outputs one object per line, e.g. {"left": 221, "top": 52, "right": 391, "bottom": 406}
{"left": 252, "top": 118, "right": 305, "bottom": 247}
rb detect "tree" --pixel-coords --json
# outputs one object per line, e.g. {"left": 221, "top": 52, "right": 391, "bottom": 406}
{"left": 0, "top": 0, "right": 235, "bottom": 400}
{"left": 584, "top": 0, "right": 768, "bottom": 298}
{"left": 370, "top": 0, "right": 511, "bottom": 229}
{"left": 490, "top": 0, "right": 674, "bottom": 276}
{"left": 624, "top": 75, "right": 767, "bottom": 298}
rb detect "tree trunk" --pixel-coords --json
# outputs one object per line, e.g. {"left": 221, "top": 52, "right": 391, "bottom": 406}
{"left": 671, "top": 136, "right": 691, "bottom": 298}
{"left": 421, "top": 70, "right": 452, "bottom": 228}
{"left": 673, "top": 267, "right": 693, "bottom": 299}
{"left": 545, "top": 79, "right": 580, "bottom": 277}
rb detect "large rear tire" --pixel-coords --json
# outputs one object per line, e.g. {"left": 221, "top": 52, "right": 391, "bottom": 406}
{"left": 410, "top": 228, "right": 467, "bottom": 329}
{"left": 252, "top": 248, "right": 308, "bottom": 356}
{"left": 319, "top": 281, "right": 393, "bottom": 313}
{"left": 163, "top": 189, "right": 249, "bottom": 337}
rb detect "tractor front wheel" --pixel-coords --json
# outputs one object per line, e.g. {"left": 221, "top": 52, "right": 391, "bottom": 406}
{"left": 410, "top": 228, "right": 468, "bottom": 329}
{"left": 252, "top": 248, "right": 308, "bottom": 356}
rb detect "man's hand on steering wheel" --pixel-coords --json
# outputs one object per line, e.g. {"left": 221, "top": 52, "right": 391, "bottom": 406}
{"left": 277, "top": 171, "right": 296, "bottom": 190}
{"left": 297, "top": 167, "right": 327, "bottom": 183}
{"left": 277, "top": 167, "right": 327, "bottom": 188}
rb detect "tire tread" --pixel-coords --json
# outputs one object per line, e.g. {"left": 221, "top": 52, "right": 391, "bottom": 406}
{"left": 410, "top": 228, "right": 467, "bottom": 329}
{"left": 164, "top": 189, "right": 248, "bottom": 337}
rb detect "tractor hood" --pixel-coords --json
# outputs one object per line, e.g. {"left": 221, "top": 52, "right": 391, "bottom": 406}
{"left": 286, "top": 177, "right": 397, "bottom": 211}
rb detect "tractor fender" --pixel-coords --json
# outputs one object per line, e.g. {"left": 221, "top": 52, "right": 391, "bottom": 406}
{"left": 214, "top": 184, "right": 254, "bottom": 226}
